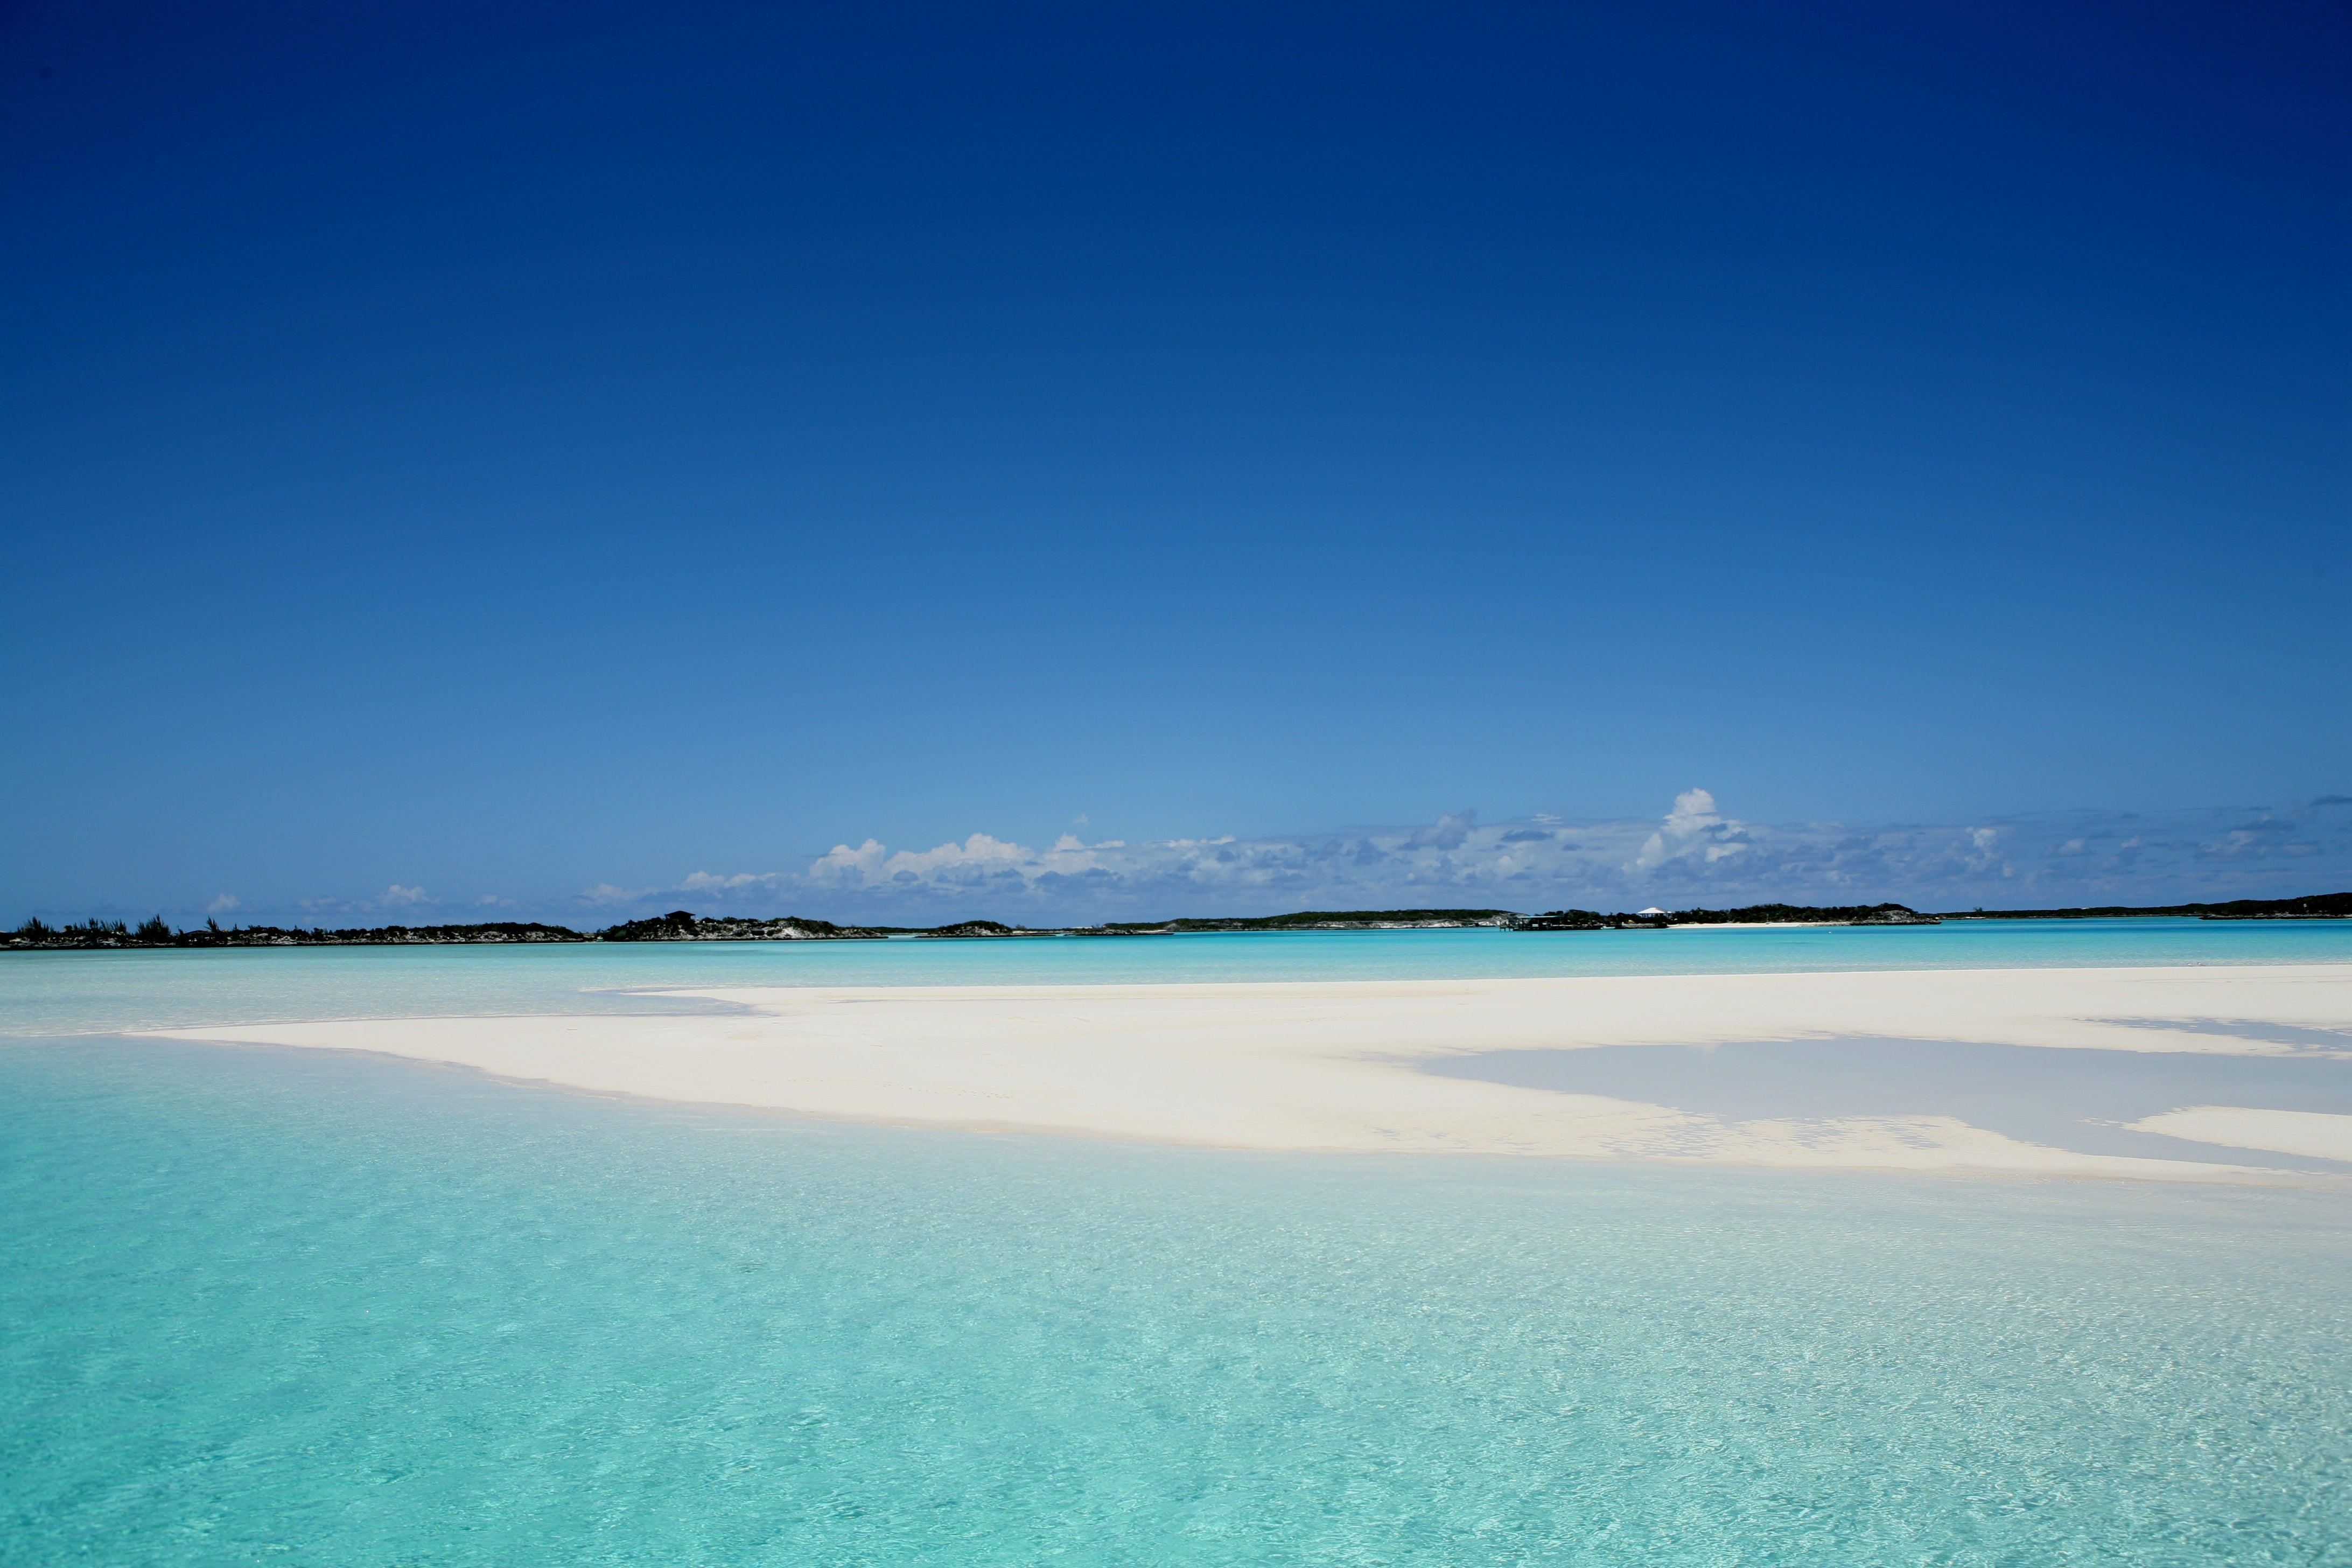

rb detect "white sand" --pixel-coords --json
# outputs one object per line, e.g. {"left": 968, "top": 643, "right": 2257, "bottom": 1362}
{"left": 141, "top": 963, "right": 2352, "bottom": 1180}
{"left": 2125, "top": 1107, "right": 2352, "bottom": 1164}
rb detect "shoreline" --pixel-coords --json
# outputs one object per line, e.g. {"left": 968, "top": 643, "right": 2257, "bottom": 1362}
{"left": 18, "top": 894, "right": 2347, "bottom": 950}
{"left": 137, "top": 963, "right": 2352, "bottom": 1183}
{"left": 139, "top": 1036, "right": 2332, "bottom": 1191}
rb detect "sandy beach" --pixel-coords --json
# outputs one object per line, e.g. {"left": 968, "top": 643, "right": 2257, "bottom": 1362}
{"left": 143, "top": 963, "right": 2352, "bottom": 1179}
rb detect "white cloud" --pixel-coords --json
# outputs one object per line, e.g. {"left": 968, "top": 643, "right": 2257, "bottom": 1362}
{"left": 1665, "top": 788, "right": 1721, "bottom": 833}
{"left": 808, "top": 840, "right": 885, "bottom": 881}
{"left": 1630, "top": 788, "right": 1749, "bottom": 872}
{"left": 206, "top": 893, "right": 240, "bottom": 915}
{"left": 682, "top": 870, "right": 785, "bottom": 892}
{"left": 809, "top": 833, "right": 1053, "bottom": 890}
{"left": 551, "top": 791, "right": 2352, "bottom": 925}
{"left": 577, "top": 882, "right": 657, "bottom": 906}
{"left": 381, "top": 884, "right": 429, "bottom": 905}
{"left": 886, "top": 833, "right": 1030, "bottom": 878}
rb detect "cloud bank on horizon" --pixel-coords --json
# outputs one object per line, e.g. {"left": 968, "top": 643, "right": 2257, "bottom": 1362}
{"left": 531, "top": 789, "right": 2352, "bottom": 928}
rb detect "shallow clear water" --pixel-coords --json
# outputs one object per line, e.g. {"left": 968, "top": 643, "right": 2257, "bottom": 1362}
{"left": 5, "top": 922, "right": 2350, "bottom": 1563}
{"left": 1434, "top": 1037, "right": 2352, "bottom": 1171}
{"left": 5, "top": 1040, "right": 2350, "bottom": 1566}
{"left": 4, "top": 916, "right": 2349, "bottom": 1038}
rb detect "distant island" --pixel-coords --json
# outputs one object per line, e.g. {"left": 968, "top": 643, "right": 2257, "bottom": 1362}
{"left": 1, "top": 908, "right": 1530, "bottom": 949}
{"left": 7, "top": 892, "right": 2346, "bottom": 950}
{"left": 1515, "top": 902, "right": 1940, "bottom": 930}
{"left": 1091, "top": 908, "right": 1522, "bottom": 934}
{"left": 1936, "top": 893, "right": 2351, "bottom": 921}
{"left": 5, "top": 917, "right": 599, "bottom": 950}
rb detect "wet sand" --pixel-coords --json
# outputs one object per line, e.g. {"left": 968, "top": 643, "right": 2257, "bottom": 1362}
{"left": 141, "top": 963, "right": 2352, "bottom": 1180}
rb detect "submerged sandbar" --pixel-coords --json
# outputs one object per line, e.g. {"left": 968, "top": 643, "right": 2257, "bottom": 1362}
{"left": 142, "top": 964, "right": 2352, "bottom": 1180}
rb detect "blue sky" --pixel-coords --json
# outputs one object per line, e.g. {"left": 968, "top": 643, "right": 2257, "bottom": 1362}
{"left": 4, "top": 2, "right": 2346, "bottom": 926}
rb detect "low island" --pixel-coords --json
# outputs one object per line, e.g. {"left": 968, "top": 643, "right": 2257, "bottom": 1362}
{"left": 8, "top": 892, "right": 2344, "bottom": 950}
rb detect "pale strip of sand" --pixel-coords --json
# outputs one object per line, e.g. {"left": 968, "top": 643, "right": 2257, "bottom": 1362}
{"left": 139, "top": 964, "right": 2352, "bottom": 1180}
{"left": 2125, "top": 1107, "right": 2352, "bottom": 1164}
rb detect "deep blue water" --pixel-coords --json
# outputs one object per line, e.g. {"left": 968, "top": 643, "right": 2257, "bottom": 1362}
{"left": 4, "top": 922, "right": 2350, "bottom": 1563}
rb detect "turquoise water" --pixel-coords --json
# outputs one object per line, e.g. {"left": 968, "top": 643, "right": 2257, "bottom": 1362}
{"left": 5, "top": 916, "right": 2350, "bottom": 1038}
{"left": 5, "top": 922, "right": 2351, "bottom": 1563}
{"left": 4, "top": 1041, "right": 2350, "bottom": 1565}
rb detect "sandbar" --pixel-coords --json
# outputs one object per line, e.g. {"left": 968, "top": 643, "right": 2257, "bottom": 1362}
{"left": 140, "top": 964, "right": 2352, "bottom": 1180}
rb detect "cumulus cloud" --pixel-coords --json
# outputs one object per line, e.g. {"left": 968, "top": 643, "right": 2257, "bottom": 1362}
{"left": 380, "top": 884, "right": 429, "bottom": 906}
{"left": 1629, "top": 788, "right": 1751, "bottom": 871}
{"left": 553, "top": 790, "right": 2352, "bottom": 925}
{"left": 2199, "top": 815, "right": 2326, "bottom": 862}
{"left": 682, "top": 870, "right": 786, "bottom": 892}
{"left": 206, "top": 893, "right": 240, "bottom": 915}
{"left": 577, "top": 882, "right": 658, "bottom": 906}
{"left": 810, "top": 833, "right": 1090, "bottom": 890}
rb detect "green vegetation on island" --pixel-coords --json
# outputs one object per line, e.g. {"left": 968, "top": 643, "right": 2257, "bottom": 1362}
{"left": 2, "top": 909, "right": 1059, "bottom": 949}
{"left": 1089, "top": 909, "right": 1518, "bottom": 934}
{"left": 1935, "top": 892, "right": 2350, "bottom": 920}
{"left": 592, "top": 912, "right": 1040, "bottom": 941}
{"left": 1513, "top": 902, "right": 1938, "bottom": 930}
{"left": 9, "top": 892, "right": 2347, "bottom": 950}
{"left": 593, "top": 912, "right": 898, "bottom": 942}
{"left": 5, "top": 916, "right": 592, "bottom": 949}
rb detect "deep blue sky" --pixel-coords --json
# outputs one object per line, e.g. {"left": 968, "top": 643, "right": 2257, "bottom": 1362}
{"left": 4, "top": 2, "right": 2347, "bottom": 923}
